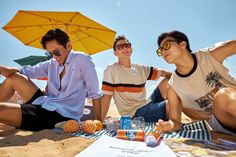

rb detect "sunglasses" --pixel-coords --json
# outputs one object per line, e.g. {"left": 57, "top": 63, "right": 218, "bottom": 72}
{"left": 156, "top": 40, "right": 178, "bottom": 57}
{"left": 116, "top": 43, "right": 132, "bottom": 50}
{"left": 46, "top": 50, "right": 62, "bottom": 58}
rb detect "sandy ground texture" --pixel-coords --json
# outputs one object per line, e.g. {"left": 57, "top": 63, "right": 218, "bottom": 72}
{"left": 1, "top": 106, "right": 236, "bottom": 157}
{"left": 0, "top": 105, "right": 119, "bottom": 157}
{"left": 0, "top": 129, "right": 95, "bottom": 157}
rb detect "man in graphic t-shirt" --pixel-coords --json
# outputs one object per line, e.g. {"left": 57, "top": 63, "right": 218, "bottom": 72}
{"left": 155, "top": 30, "right": 236, "bottom": 136}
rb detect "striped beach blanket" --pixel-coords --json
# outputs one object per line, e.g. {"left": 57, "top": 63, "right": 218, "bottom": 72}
{"left": 70, "top": 120, "right": 211, "bottom": 141}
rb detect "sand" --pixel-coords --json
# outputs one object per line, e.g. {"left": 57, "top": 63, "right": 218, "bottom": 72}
{"left": 1, "top": 106, "right": 236, "bottom": 157}
{"left": 0, "top": 129, "right": 95, "bottom": 157}
{"left": 0, "top": 105, "right": 119, "bottom": 157}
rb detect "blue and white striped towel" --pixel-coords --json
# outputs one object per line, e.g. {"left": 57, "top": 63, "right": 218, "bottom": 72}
{"left": 71, "top": 120, "right": 211, "bottom": 141}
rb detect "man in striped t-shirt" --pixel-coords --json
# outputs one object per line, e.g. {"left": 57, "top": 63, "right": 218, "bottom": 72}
{"left": 101, "top": 35, "right": 171, "bottom": 122}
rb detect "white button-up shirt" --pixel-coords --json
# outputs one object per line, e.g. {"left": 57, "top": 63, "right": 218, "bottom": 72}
{"left": 20, "top": 51, "right": 102, "bottom": 121}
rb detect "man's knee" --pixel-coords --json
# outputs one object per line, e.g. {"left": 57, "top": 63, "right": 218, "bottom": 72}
{"left": 214, "top": 88, "right": 236, "bottom": 114}
{"left": 8, "top": 72, "right": 26, "bottom": 80}
{"left": 5, "top": 72, "right": 28, "bottom": 85}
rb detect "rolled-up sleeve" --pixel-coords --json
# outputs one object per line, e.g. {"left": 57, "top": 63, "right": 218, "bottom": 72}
{"left": 19, "top": 61, "right": 49, "bottom": 79}
{"left": 81, "top": 55, "right": 102, "bottom": 99}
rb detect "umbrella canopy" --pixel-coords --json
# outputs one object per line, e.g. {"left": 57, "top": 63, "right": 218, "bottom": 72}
{"left": 3, "top": 10, "right": 116, "bottom": 55}
{"left": 14, "top": 54, "right": 51, "bottom": 80}
{"left": 14, "top": 55, "right": 50, "bottom": 66}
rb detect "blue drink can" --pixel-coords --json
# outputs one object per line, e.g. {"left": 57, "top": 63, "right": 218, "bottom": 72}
{"left": 120, "top": 115, "right": 131, "bottom": 129}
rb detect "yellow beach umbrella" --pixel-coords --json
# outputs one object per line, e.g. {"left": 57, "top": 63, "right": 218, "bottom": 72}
{"left": 2, "top": 10, "right": 116, "bottom": 55}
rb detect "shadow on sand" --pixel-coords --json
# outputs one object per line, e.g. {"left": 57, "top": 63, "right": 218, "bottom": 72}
{"left": 0, "top": 129, "right": 72, "bottom": 147}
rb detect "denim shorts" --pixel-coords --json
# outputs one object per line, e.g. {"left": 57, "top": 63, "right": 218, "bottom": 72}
{"left": 133, "top": 87, "right": 167, "bottom": 122}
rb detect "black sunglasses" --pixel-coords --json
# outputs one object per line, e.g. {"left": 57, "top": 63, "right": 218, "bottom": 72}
{"left": 46, "top": 51, "right": 62, "bottom": 58}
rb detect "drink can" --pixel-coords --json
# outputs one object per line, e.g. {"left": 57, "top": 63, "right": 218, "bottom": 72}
{"left": 120, "top": 115, "right": 131, "bottom": 129}
{"left": 116, "top": 129, "right": 145, "bottom": 141}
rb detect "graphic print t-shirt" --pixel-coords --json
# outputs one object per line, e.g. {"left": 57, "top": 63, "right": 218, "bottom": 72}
{"left": 169, "top": 50, "right": 236, "bottom": 120}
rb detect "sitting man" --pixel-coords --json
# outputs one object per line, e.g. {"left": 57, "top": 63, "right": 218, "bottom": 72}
{"left": 156, "top": 30, "right": 236, "bottom": 135}
{"left": 0, "top": 28, "right": 102, "bottom": 131}
{"left": 101, "top": 35, "right": 171, "bottom": 122}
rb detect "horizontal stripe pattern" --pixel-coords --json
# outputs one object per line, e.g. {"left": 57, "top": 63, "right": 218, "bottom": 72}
{"left": 70, "top": 120, "right": 211, "bottom": 141}
{"left": 102, "top": 81, "right": 146, "bottom": 93}
{"left": 102, "top": 84, "right": 114, "bottom": 92}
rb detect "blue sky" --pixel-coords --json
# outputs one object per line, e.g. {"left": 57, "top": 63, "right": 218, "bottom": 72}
{"left": 1, "top": 0, "right": 236, "bottom": 96}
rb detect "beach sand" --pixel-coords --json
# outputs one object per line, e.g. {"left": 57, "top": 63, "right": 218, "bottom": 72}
{"left": 0, "top": 105, "right": 119, "bottom": 157}
{"left": 0, "top": 106, "right": 236, "bottom": 157}
{"left": 0, "top": 129, "right": 94, "bottom": 157}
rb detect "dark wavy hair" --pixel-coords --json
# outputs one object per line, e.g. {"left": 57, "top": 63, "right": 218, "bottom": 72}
{"left": 41, "top": 28, "right": 69, "bottom": 49}
{"left": 157, "top": 30, "right": 192, "bottom": 53}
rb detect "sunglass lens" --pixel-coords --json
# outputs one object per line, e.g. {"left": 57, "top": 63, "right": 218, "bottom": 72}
{"left": 116, "top": 44, "right": 123, "bottom": 50}
{"left": 53, "top": 51, "right": 61, "bottom": 57}
{"left": 116, "top": 43, "right": 131, "bottom": 50}
{"left": 163, "top": 41, "right": 171, "bottom": 50}
{"left": 125, "top": 43, "right": 131, "bottom": 48}
{"left": 156, "top": 48, "right": 163, "bottom": 57}
{"left": 45, "top": 52, "right": 52, "bottom": 58}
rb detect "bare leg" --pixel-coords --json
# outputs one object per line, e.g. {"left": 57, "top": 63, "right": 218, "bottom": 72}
{"left": 158, "top": 78, "right": 169, "bottom": 100}
{"left": 0, "top": 102, "right": 22, "bottom": 127}
{"left": 213, "top": 87, "right": 236, "bottom": 130}
{"left": 0, "top": 72, "right": 38, "bottom": 102}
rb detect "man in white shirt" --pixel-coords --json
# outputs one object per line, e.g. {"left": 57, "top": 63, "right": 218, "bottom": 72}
{"left": 0, "top": 29, "right": 102, "bottom": 131}
{"left": 101, "top": 35, "right": 171, "bottom": 122}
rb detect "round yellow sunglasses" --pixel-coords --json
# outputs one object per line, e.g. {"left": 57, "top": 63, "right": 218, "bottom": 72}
{"left": 156, "top": 40, "right": 178, "bottom": 57}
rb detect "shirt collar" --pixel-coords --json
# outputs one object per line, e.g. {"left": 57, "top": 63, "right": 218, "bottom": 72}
{"left": 175, "top": 53, "right": 197, "bottom": 78}
{"left": 65, "top": 51, "right": 73, "bottom": 64}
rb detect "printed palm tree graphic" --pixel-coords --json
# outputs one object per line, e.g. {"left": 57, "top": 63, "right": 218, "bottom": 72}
{"left": 206, "top": 71, "right": 225, "bottom": 89}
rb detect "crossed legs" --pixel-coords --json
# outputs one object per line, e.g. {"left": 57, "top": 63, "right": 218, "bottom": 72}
{"left": 0, "top": 72, "right": 38, "bottom": 127}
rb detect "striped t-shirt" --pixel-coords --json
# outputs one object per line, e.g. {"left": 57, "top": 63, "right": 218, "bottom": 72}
{"left": 102, "top": 62, "right": 161, "bottom": 117}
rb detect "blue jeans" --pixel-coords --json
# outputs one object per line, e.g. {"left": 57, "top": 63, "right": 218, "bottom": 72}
{"left": 133, "top": 87, "right": 167, "bottom": 122}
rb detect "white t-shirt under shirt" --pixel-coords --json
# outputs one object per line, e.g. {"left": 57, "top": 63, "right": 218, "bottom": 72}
{"left": 169, "top": 50, "right": 236, "bottom": 120}
{"left": 102, "top": 63, "right": 161, "bottom": 117}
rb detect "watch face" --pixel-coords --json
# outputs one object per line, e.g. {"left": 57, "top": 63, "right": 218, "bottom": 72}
{"left": 81, "top": 105, "right": 95, "bottom": 121}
